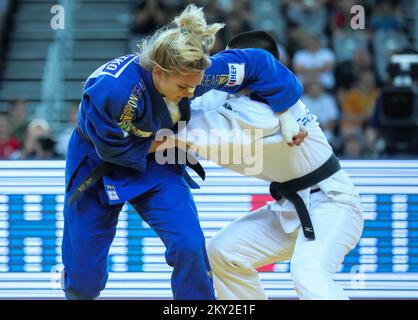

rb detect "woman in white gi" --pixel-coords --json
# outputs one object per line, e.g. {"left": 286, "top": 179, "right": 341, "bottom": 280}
{"left": 184, "top": 31, "right": 365, "bottom": 300}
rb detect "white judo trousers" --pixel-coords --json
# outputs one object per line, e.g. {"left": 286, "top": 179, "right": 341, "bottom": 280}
{"left": 181, "top": 92, "right": 364, "bottom": 300}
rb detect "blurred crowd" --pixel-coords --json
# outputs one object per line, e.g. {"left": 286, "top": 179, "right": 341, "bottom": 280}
{"left": 129, "top": 0, "right": 414, "bottom": 159}
{"left": 0, "top": 98, "right": 78, "bottom": 160}
{"left": 0, "top": 0, "right": 416, "bottom": 160}
{"left": 0, "top": 0, "right": 11, "bottom": 72}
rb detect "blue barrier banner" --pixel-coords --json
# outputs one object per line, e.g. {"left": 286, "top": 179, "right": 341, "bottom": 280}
{"left": 0, "top": 160, "right": 418, "bottom": 299}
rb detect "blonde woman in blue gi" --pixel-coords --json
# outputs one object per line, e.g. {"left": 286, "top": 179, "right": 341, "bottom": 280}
{"left": 62, "top": 6, "right": 305, "bottom": 300}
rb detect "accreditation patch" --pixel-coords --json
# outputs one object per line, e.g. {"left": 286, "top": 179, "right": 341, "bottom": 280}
{"left": 105, "top": 185, "right": 120, "bottom": 201}
{"left": 227, "top": 63, "right": 245, "bottom": 86}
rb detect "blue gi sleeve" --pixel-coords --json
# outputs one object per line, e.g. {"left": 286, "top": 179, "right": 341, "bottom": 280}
{"left": 194, "top": 48, "right": 303, "bottom": 113}
{"left": 80, "top": 77, "right": 153, "bottom": 172}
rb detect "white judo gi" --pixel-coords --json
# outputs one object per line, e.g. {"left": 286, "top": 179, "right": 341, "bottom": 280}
{"left": 180, "top": 91, "right": 364, "bottom": 300}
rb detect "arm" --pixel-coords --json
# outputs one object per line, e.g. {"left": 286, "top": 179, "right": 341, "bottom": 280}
{"left": 81, "top": 79, "right": 153, "bottom": 172}
{"left": 195, "top": 48, "right": 303, "bottom": 113}
{"left": 194, "top": 48, "right": 304, "bottom": 143}
{"left": 275, "top": 110, "right": 306, "bottom": 146}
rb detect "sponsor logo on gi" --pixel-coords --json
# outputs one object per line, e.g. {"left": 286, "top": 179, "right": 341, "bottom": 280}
{"left": 304, "top": 227, "right": 313, "bottom": 233}
{"left": 227, "top": 64, "right": 245, "bottom": 87}
{"left": 200, "top": 74, "right": 229, "bottom": 87}
{"left": 104, "top": 55, "right": 133, "bottom": 75}
{"left": 118, "top": 83, "right": 153, "bottom": 138}
{"left": 105, "top": 185, "right": 120, "bottom": 201}
{"left": 90, "top": 55, "right": 137, "bottom": 79}
{"left": 296, "top": 106, "right": 314, "bottom": 127}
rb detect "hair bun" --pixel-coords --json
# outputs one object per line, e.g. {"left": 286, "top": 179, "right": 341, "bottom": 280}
{"left": 138, "top": 4, "right": 224, "bottom": 73}
{"left": 173, "top": 4, "right": 205, "bottom": 35}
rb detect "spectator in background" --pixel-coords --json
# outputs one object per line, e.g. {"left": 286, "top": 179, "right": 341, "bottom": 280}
{"left": 219, "top": 10, "right": 251, "bottom": 44}
{"left": 12, "top": 118, "right": 51, "bottom": 160}
{"left": 351, "top": 48, "right": 374, "bottom": 78}
{"left": 0, "top": 1, "right": 9, "bottom": 32}
{"left": 8, "top": 98, "right": 29, "bottom": 145}
{"left": 0, "top": 0, "right": 9, "bottom": 35}
{"left": 32, "top": 135, "right": 61, "bottom": 160}
{"left": 331, "top": 26, "right": 369, "bottom": 66}
{"left": 364, "top": 96, "right": 386, "bottom": 158}
{"left": 341, "top": 132, "right": 365, "bottom": 159}
{"left": 301, "top": 81, "right": 340, "bottom": 148}
{"left": 130, "top": 0, "right": 172, "bottom": 36}
{"left": 372, "top": 28, "right": 409, "bottom": 82}
{"left": 339, "top": 68, "right": 380, "bottom": 135}
{"left": 0, "top": 0, "right": 7, "bottom": 19}
{"left": 230, "top": 0, "right": 252, "bottom": 26}
{"left": 285, "top": 21, "right": 305, "bottom": 58}
{"left": 370, "top": 0, "right": 404, "bottom": 32}
{"left": 0, "top": 0, "right": 10, "bottom": 74}
{"left": 0, "top": 113, "right": 20, "bottom": 159}
{"left": 292, "top": 33, "right": 336, "bottom": 90}
{"left": 335, "top": 47, "right": 375, "bottom": 89}
{"left": 365, "top": 91, "right": 418, "bottom": 157}
{"left": 200, "top": 0, "right": 225, "bottom": 25}
{"left": 370, "top": 0, "right": 409, "bottom": 82}
{"left": 338, "top": 68, "right": 380, "bottom": 137}
{"left": 56, "top": 103, "right": 79, "bottom": 157}
{"left": 328, "top": 0, "right": 359, "bottom": 29}
{"left": 284, "top": 0, "right": 328, "bottom": 35}
{"left": 263, "top": 31, "right": 290, "bottom": 66}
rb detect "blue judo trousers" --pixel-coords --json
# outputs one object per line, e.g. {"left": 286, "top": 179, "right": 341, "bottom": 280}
{"left": 61, "top": 49, "right": 303, "bottom": 300}
{"left": 62, "top": 130, "right": 214, "bottom": 300}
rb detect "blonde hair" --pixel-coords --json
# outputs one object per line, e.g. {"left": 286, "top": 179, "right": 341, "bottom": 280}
{"left": 138, "top": 4, "right": 224, "bottom": 74}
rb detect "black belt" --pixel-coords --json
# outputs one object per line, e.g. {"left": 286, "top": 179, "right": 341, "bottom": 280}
{"left": 269, "top": 154, "right": 341, "bottom": 240}
{"left": 68, "top": 127, "right": 205, "bottom": 206}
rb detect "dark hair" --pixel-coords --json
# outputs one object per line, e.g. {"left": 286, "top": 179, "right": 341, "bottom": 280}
{"left": 227, "top": 30, "right": 280, "bottom": 60}
{"left": 37, "top": 135, "right": 56, "bottom": 151}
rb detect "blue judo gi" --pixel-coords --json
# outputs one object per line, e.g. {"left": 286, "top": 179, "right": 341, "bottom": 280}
{"left": 62, "top": 49, "right": 303, "bottom": 300}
